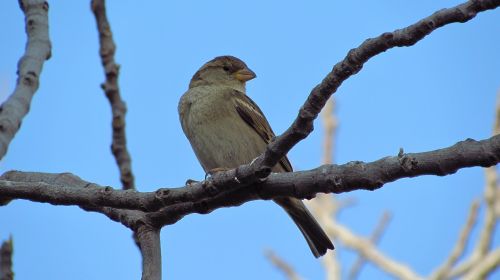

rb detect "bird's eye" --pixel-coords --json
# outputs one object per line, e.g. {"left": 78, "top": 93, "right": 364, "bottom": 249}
{"left": 222, "top": 66, "right": 230, "bottom": 72}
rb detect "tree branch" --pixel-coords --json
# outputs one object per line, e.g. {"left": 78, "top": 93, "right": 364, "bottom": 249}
{"left": 135, "top": 225, "right": 162, "bottom": 280}
{"left": 0, "top": 237, "right": 13, "bottom": 280}
{"left": 462, "top": 248, "right": 500, "bottom": 280}
{"left": 221, "top": 0, "right": 500, "bottom": 187}
{"left": 91, "top": 0, "right": 135, "bottom": 190}
{"left": 265, "top": 250, "right": 303, "bottom": 280}
{"left": 448, "top": 91, "right": 500, "bottom": 279}
{"left": 0, "top": 0, "right": 51, "bottom": 160}
{"left": 315, "top": 98, "right": 342, "bottom": 280}
{"left": 326, "top": 222, "right": 423, "bottom": 280}
{"left": 348, "top": 211, "right": 392, "bottom": 280}
{"left": 429, "top": 200, "right": 479, "bottom": 280}
{"left": 1, "top": 134, "right": 500, "bottom": 221}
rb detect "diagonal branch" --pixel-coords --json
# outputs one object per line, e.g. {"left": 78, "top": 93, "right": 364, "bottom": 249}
{"left": 348, "top": 211, "right": 392, "bottom": 280}
{"left": 265, "top": 250, "right": 303, "bottom": 280}
{"left": 0, "top": 0, "right": 51, "bottom": 160}
{"left": 91, "top": 0, "right": 135, "bottom": 190}
{"left": 429, "top": 200, "right": 479, "bottom": 280}
{"left": 327, "top": 222, "right": 423, "bottom": 280}
{"left": 235, "top": 0, "right": 500, "bottom": 185}
{"left": 448, "top": 91, "right": 500, "bottom": 279}
{"left": 462, "top": 248, "right": 500, "bottom": 280}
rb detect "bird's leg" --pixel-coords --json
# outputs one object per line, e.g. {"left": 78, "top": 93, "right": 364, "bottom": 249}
{"left": 249, "top": 157, "right": 269, "bottom": 183}
{"left": 185, "top": 179, "right": 199, "bottom": 187}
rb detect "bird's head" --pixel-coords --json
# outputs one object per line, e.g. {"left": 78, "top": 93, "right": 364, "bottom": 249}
{"left": 189, "top": 56, "right": 256, "bottom": 92}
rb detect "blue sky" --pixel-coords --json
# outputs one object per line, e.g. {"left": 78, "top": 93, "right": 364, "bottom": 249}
{"left": 0, "top": 1, "right": 499, "bottom": 279}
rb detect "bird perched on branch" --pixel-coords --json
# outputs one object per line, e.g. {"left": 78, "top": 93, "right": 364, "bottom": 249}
{"left": 178, "top": 55, "right": 334, "bottom": 257}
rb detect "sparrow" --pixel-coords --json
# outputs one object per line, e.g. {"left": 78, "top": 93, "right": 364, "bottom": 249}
{"left": 178, "top": 55, "right": 334, "bottom": 257}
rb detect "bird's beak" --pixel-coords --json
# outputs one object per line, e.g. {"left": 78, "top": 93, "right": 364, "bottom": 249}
{"left": 234, "top": 68, "right": 256, "bottom": 82}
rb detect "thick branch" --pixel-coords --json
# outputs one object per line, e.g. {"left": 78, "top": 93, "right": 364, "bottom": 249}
{"left": 136, "top": 226, "right": 161, "bottom": 280}
{"left": 148, "top": 134, "right": 500, "bottom": 217}
{"left": 229, "top": 0, "right": 500, "bottom": 185}
{"left": 0, "top": 0, "right": 51, "bottom": 160}
{"left": 91, "top": 0, "right": 135, "bottom": 190}
{"left": 1, "top": 135, "right": 499, "bottom": 220}
{"left": 145, "top": 134, "right": 500, "bottom": 226}
{"left": 0, "top": 237, "right": 13, "bottom": 280}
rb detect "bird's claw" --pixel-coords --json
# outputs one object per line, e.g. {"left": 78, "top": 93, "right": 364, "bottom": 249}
{"left": 185, "top": 179, "right": 199, "bottom": 187}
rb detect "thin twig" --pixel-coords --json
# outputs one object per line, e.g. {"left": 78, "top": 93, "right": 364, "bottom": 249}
{"left": 429, "top": 200, "right": 479, "bottom": 280}
{"left": 265, "top": 250, "right": 303, "bottom": 280}
{"left": 0, "top": 0, "right": 51, "bottom": 160}
{"left": 316, "top": 98, "right": 342, "bottom": 280}
{"left": 462, "top": 248, "right": 500, "bottom": 280}
{"left": 348, "top": 211, "right": 392, "bottom": 280}
{"left": 0, "top": 237, "right": 13, "bottom": 280}
{"left": 448, "top": 90, "right": 500, "bottom": 279}
{"left": 325, "top": 222, "right": 423, "bottom": 280}
{"left": 321, "top": 98, "right": 338, "bottom": 165}
{"left": 91, "top": 0, "right": 135, "bottom": 190}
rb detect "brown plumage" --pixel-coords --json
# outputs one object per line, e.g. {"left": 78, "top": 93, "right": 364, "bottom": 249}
{"left": 179, "top": 55, "right": 334, "bottom": 257}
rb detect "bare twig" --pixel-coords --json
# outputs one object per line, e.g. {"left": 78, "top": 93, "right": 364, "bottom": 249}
{"left": 321, "top": 98, "right": 338, "bottom": 165}
{"left": 265, "top": 250, "right": 303, "bottom": 280}
{"left": 316, "top": 98, "right": 341, "bottom": 280}
{"left": 251, "top": 0, "right": 500, "bottom": 182}
{"left": 429, "top": 200, "right": 479, "bottom": 280}
{"left": 0, "top": 0, "right": 51, "bottom": 160}
{"left": 0, "top": 237, "right": 13, "bottom": 280}
{"left": 448, "top": 91, "right": 500, "bottom": 279}
{"left": 325, "top": 222, "right": 423, "bottom": 280}
{"left": 91, "top": 0, "right": 135, "bottom": 190}
{"left": 348, "top": 211, "right": 392, "bottom": 280}
{"left": 462, "top": 248, "right": 500, "bottom": 280}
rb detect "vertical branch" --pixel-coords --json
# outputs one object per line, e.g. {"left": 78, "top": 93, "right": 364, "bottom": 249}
{"left": 136, "top": 226, "right": 162, "bottom": 280}
{"left": 313, "top": 98, "right": 342, "bottom": 280}
{"left": 468, "top": 91, "right": 500, "bottom": 265}
{"left": 449, "top": 91, "right": 500, "bottom": 279}
{"left": 91, "top": 0, "right": 135, "bottom": 190}
{"left": 0, "top": 237, "right": 14, "bottom": 280}
{"left": 265, "top": 250, "right": 303, "bottom": 280}
{"left": 321, "top": 98, "right": 337, "bottom": 165}
{"left": 0, "top": 0, "right": 51, "bottom": 160}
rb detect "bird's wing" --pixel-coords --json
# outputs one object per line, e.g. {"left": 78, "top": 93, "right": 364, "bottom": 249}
{"left": 231, "top": 90, "right": 293, "bottom": 172}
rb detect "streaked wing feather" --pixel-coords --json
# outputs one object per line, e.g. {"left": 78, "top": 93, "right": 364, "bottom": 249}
{"left": 231, "top": 90, "right": 293, "bottom": 172}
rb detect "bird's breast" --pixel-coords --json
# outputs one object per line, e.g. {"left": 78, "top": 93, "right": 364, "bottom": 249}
{"left": 181, "top": 91, "right": 267, "bottom": 172}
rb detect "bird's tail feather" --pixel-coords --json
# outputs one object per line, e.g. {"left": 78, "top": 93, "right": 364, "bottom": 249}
{"left": 275, "top": 197, "right": 334, "bottom": 258}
